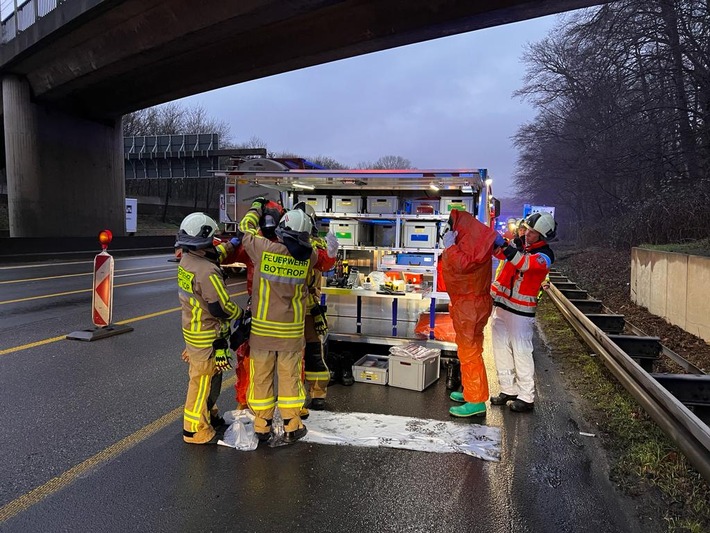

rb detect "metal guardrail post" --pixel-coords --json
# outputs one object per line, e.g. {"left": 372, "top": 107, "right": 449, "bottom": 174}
{"left": 547, "top": 284, "right": 710, "bottom": 482}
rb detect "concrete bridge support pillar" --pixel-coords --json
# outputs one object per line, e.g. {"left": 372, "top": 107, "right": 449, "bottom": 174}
{"left": 2, "top": 75, "right": 125, "bottom": 237}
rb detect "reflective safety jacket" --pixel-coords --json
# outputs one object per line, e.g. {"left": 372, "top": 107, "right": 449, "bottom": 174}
{"left": 239, "top": 206, "right": 318, "bottom": 352}
{"left": 178, "top": 249, "right": 243, "bottom": 349}
{"left": 491, "top": 239, "right": 554, "bottom": 317}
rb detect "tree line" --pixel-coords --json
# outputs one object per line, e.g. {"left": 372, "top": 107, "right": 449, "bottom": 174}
{"left": 514, "top": 0, "right": 709, "bottom": 247}
{"left": 123, "top": 104, "right": 411, "bottom": 221}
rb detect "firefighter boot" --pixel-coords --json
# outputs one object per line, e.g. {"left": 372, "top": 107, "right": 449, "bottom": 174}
{"left": 255, "top": 418, "right": 273, "bottom": 443}
{"left": 449, "top": 402, "right": 487, "bottom": 417}
{"left": 340, "top": 352, "right": 354, "bottom": 386}
{"left": 509, "top": 399, "right": 534, "bottom": 413}
{"left": 445, "top": 359, "right": 461, "bottom": 390}
{"left": 283, "top": 418, "right": 308, "bottom": 444}
{"left": 449, "top": 391, "right": 465, "bottom": 403}
{"left": 310, "top": 398, "right": 326, "bottom": 410}
{"left": 490, "top": 393, "right": 518, "bottom": 406}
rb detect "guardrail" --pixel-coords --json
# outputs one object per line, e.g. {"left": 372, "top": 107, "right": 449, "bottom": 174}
{"left": 546, "top": 275, "right": 710, "bottom": 482}
{"left": 1, "top": 0, "right": 62, "bottom": 44}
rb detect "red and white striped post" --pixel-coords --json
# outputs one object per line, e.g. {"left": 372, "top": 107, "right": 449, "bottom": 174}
{"left": 92, "top": 230, "right": 114, "bottom": 327}
{"left": 66, "top": 230, "right": 133, "bottom": 341}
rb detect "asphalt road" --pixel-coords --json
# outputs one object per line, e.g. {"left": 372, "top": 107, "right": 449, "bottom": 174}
{"left": 0, "top": 254, "right": 660, "bottom": 533}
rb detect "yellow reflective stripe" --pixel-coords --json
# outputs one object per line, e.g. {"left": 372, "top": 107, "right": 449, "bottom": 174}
{"left": 209, "top": 273, "right": 240, "bottom": 318}
{"left": 189, "top": 297, "right": 202, "bottom": 332}
{"left": 250, "top": 319, "right": 303, "bottom": 331}
{"left": 257, "top": 277, "right": 270, "bottom": 321}
{"left": 291, "top": 286, "right": 302, "bottom": 324}
{"left": 246, "top": 358, "right": 276, "bottom": 410}
{"left": 251, "top": 324, "right": 303, "bottom": 339}
{"left": 239, "top": 211, "right": 260, "bottom": 234}
{"left": 305, "top": 371, "right": 330, "bottom": 381}
{"left": 185, "top": 374, "right": 210, "bottom": 432}
{"left": 216, "top": 243, "right": 229, "bottom": 262}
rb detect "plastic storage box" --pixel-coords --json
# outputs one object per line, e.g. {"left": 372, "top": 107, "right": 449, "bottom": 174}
{"left": 298, "top": 194, "right": 328, "bottom": 213}
{"left": 388, "top": 351, "right": 440, "bottom": 391}
{"left": 404, "top": 199, "right": 436, "bottom": 214}
{"left": 366, "top": 196, "right": 399, "bottom": 214}
{"left": 331, "top": 196, "right": 362, "bottom": 214}
{"left": 440, "top": 197, "right": 473, "bottom": 213}
{"left": 373, "top": 224, "right": 396, "bottom": 247}
{"left": 352, "top": 354, "right": 389, "bottom": 385}
{"left": 402, "top": 221, "right": 438, "bottom": 248}
{"left": 396, "top": 253, "right": 434, "bottom": 266}
{"left": 330, "top": 220, "right": 370, "bottom": 246}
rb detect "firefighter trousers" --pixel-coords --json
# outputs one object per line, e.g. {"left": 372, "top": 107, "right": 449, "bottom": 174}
{"left": 248, "top": 349, "right": 306, "bottom": 433}
{"left": 304, "top": 341, "right": 329, "bottom": 399}
{"left": 183, "top": 350, "right": 222, "bottom": 443}
{"left": 491, "top": 306, "right": 536, "bottom": 403}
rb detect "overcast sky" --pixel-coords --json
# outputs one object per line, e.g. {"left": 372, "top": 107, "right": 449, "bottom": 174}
{"left": 179, "top": 14, "right": 559, "bottom": 198}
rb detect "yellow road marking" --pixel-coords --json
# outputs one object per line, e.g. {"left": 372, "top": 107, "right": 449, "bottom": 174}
{"left": 0, "top": 287, "right": 247, "bottom": 356}
{"left": 0, "top": 265, "right": 177, "bottom": 285}
{"left": 0, "top": 375, "right": 236, "bottom": 524}
{"left": 0, "top": 254, "right": 171, "bottom": 271}
{"left": 0, "top": 276, "right": 176, "bottom": 305}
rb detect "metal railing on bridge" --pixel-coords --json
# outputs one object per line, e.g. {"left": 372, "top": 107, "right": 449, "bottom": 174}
{"left": 1, "top": 0, "right": 63, "bottom": 43}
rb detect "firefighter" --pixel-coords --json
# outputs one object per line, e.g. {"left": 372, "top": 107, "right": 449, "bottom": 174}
{"left": 238, "top": 199, "right": 322, "bottom": 444}
{"left": 293, "top": 201, "right": 338, "bottom": 412}
{"left": 490, "top": 212, "right": 556, "bottom": 412}
{"left": 441, "top": 209, "right": 504, "bottom": 417}
{"left": 176, "top": 212, "right": 244, "bottom": 444}
{"left": 222, "top": 200, "right": 285, "bottom": 410}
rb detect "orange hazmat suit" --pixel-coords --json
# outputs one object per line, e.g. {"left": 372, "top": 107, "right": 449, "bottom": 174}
{"left": 441, "top": 209, "right": 497, "bottom": 404}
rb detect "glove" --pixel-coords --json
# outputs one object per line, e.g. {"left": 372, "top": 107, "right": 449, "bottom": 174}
{"left": 326, "top": 232, "right": 339, "bottom": 258}
{"left": 181, "top": 348, "right": 190, "bottom": 364}
{"left": 212, "top": 338, "right": 233, "bottom": 372}
{"left": 311, "top": 304, "right": 328, "bottom": 336}
{"left": 443, "top": 230, "right": 457, "bottom": 249}
{"left": 494, "top": 233, "right": 506, "bottom": 247}
{"left": 251, "top": 197, "right": 267, "bottom": 210}
{"left": 229, "top": 236, "right": 241, "bottom": 247}
{"left": 230, "top": 310, "right": 252, "bottom": 350}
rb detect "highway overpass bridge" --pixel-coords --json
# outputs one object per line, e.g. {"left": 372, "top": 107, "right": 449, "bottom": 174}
{"left": 0, "top": 0, "right": 610, "bottom": 237}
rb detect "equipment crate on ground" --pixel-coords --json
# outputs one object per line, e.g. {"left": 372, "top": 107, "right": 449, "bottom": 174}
{"left": 352, "top": 355, "right": 389, "bottom": 385}
{"left": 389, "top": 352, "right": 440, "bottom": 391}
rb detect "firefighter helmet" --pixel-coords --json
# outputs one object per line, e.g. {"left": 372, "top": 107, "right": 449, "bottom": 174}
{"left": 176, "top": 212, "right": 219, "bottom": 250}
{"left": 293, "top": 201, "right": 316, "bottom": 219}
{"left": 260, "top": 201, "right": 284, "bottom": 239}
{"left": 523, "top": 212, "right": 557, "bottom": 240}
{"left": 278, "top": 208, "right": 313, "bottom": 234}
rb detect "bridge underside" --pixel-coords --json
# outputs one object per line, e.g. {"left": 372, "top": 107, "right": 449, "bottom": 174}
{"left": 0, "top": 0, "right": 609, "bottom": 237}
{"left": 2, "top": 0, "right": 608, "bottom": 119}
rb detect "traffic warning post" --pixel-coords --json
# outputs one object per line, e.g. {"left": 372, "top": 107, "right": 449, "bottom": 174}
{"left": 67, "top": 230, "right": 134, "bottom": 341}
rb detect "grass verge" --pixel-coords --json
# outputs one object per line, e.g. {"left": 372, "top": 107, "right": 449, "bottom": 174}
{"left": 537, "top": 296, "right": 710, "bottom": 533}
{"left": 640, "top": 238, "right": 710, "bottom": 257}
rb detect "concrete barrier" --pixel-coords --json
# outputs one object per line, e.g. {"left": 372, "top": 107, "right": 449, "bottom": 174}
{"left": 0, "top": 236, "right": 176, "bottom": 262}
{"left": 631, "top": 248, "right": 710, "bottom": 343}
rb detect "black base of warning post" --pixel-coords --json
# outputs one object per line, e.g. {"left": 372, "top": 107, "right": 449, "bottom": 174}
{"left": 66, "top": 324, "right": 134, "bottom": 342}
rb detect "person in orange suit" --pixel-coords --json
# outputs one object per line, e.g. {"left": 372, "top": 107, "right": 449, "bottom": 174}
{"left": 441, "top": 208, "right": 504, "bottom": 417}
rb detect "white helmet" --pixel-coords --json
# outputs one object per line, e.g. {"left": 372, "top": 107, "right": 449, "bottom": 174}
{"left": 176, "top": 212, "right": 219, "bottom": 250}
{"left": 523, "top": 212, "right": 557, "bottom": 240}
{"left": 279, "top": 209, "right": 313, "bottom": 234}
{"left": 293, "top": 201, "right": 317, "bottom": 219}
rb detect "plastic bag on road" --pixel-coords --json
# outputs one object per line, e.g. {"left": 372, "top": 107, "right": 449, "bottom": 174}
{"left": 218, "top": 409, "right": 258, "bottom": 451}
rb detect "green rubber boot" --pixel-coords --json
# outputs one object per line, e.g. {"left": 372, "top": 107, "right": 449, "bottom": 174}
{"left": 449, "top": 402, "right": 486, "bottom": 417}
{"left": 449, "top": 391, "right": 465, "bottom": 403}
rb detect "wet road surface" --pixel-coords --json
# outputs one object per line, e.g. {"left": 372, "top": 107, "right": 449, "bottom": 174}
{"left": 0, "top": 254, "right": 660, "bottom": 532}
